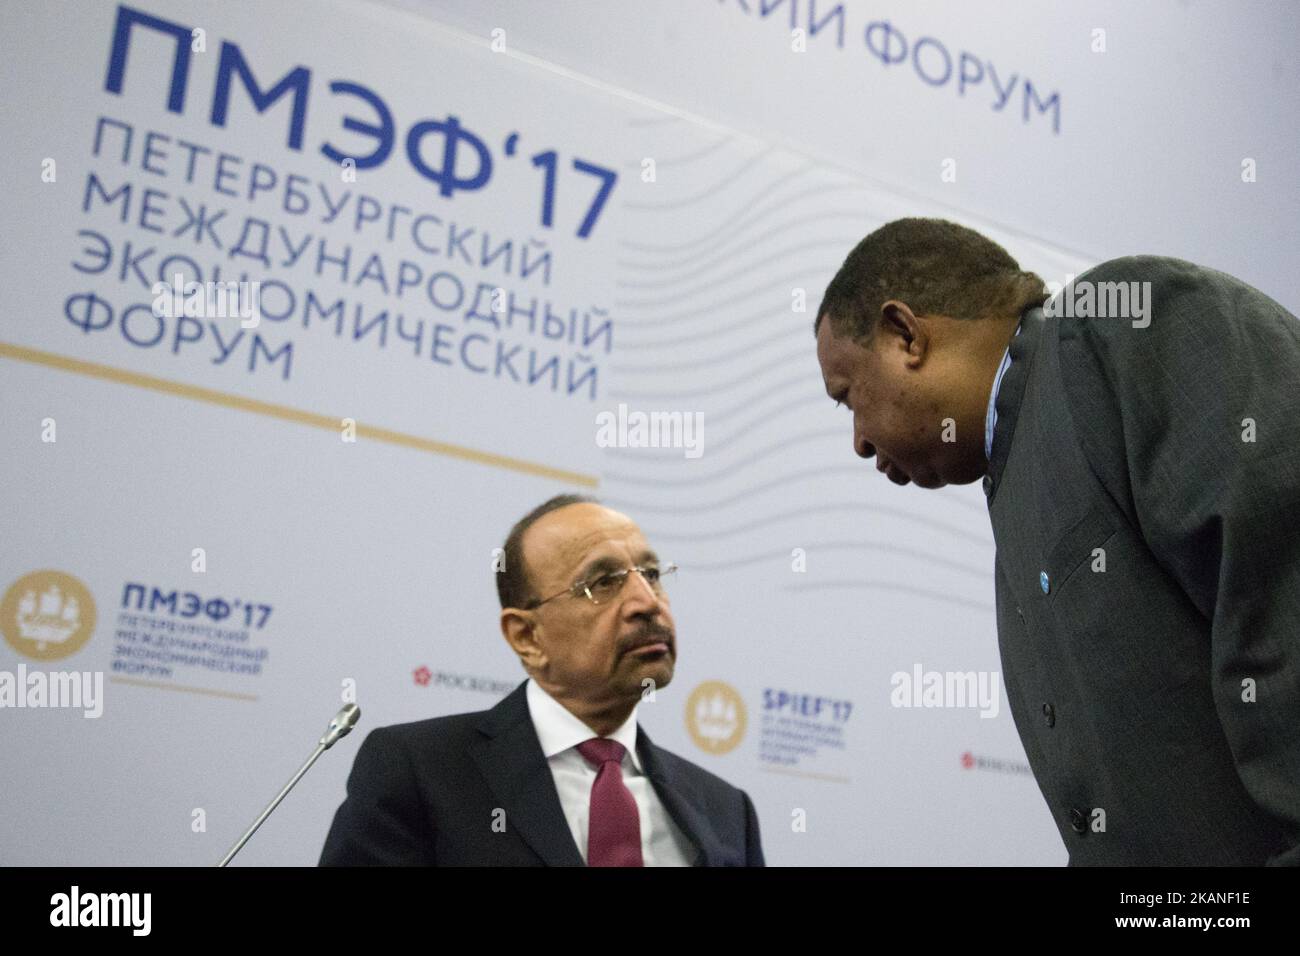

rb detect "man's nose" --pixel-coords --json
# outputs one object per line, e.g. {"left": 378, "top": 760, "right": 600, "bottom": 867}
{"left": 622, "top": 569, "right": 663, "bottom": 611}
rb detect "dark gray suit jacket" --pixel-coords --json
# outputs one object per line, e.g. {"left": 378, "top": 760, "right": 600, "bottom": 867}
{"left": 985, "top": 255, "right": 1300, "bottom": 865}
{"left": 318, "top": 681, "right": 765, "bottom": 866}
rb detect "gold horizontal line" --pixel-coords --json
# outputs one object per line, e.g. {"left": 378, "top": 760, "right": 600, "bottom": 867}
{"left": 108, "top": 676, "right": 260, "bottom": 701}
{"left": 0, "top": 341, "right": 597, "bottom": 487}
{"left": 759, "top": 766, "right": 852, "bottom": 785}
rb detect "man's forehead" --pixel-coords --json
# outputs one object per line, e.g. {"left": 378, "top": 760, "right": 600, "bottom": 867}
{"left": 816, "top": 320, "right": 855, "bottom": 384}
{"left": 523, "top": 504, "right": 648, "bottom": 574}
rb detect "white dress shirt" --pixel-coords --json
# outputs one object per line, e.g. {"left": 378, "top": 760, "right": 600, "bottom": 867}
{"left": 525, "top": 678, "right": 695, "bottom": 866}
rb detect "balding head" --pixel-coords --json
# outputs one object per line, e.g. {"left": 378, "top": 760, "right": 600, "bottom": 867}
{"left": 496, "top": 496, "right": 677, "bottom": 728}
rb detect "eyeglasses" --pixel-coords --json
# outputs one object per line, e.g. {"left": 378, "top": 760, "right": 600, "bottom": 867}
{"left": 526, "top": 562, "right": 678, "bottom": 609}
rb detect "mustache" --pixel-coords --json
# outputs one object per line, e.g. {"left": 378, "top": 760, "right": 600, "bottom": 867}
{"left": 621, "top": 622, "right": 675, "bottom": 652}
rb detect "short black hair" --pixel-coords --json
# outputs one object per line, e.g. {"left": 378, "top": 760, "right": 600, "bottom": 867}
{"left": 814, "top": 217, "right": 1048, "bottom": 342}
{"left": 496, "top": 494, "right": 600, "bottom": 609}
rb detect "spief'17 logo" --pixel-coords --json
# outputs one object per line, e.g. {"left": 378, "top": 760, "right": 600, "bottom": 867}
{"left": 1, "top": 571, "right": 97, "bottom": 662}
{"left": 685, "top": 680, "right": 747, "bottom": 755}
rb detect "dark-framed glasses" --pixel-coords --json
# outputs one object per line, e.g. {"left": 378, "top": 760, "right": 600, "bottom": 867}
{"left": 527, "top": 562, "right": 678, "bottom": 609}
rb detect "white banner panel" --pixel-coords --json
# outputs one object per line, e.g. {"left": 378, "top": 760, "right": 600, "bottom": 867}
{"left": 4, "top": 0, "right": 1181, "bottom": 866}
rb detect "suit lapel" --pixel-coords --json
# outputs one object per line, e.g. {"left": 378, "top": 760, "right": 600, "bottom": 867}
{"left": 469, "top": 684, "right": 721, "bottom": 866}
{"left": 636, "top": 726, "right": 716, "bottom": 866}
{"left": 985, "top": 305, "right": 1047, "bottom": 506}
{"left": 467, "top": 682, "right": 585, "bottom": 867}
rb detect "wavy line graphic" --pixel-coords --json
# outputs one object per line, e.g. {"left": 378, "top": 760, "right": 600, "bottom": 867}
{"left": 617, "top": 177, "right": 860, "bottom": 255}
{"left": 617, "top": 302, "right": 811, "bottom": 351}
{"left": 600, "top": 429, "right": 840, "bottom": 484}
{"left": 780, "top": 581, "right": 994, "bottom": 613}
{"left": 609, "top": 347, "right": 815, "bottom": 401}
{"left": 616, "top": 211, "right": 871, "bottom": 278}
{"left": 614, "top": 271, "right": 822, "bottom": 325}
{"left": 620, "top": 134, "right": 734, "bottom": 168}
{"left": 627, "top": 114, "right": 683, "bottom": 127}
{"left": 612, "top": 323, "right": 805, "bottom": 375}
{"left": 613, "top": 239, "right": 849, "bottom": 306}
{"left": 675, "top": 541, "right": 991, "bottom": 579}
{"left": 620, "top": 145, "right": 779, "bottom": 211}
{"left": 619, "top": 503, "right": 993, "bottom": 548}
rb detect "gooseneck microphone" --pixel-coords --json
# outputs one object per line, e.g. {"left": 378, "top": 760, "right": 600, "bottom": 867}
{"left": 217, "top": 703, "right": 361, "bottom": 867}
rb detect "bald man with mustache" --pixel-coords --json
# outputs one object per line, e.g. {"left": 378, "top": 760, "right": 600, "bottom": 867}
{"left": 321, "top": 494, "right": 765, "bottom": 866}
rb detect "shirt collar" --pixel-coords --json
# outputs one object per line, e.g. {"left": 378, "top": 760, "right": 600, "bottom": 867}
{"left": 984, "top": 321, "right": 1022, "bottom": 461}
{"left": 525, "top": 677, "right": 642, "bottom": 770}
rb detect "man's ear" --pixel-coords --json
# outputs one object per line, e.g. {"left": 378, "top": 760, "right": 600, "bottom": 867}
{"left": 880, "top": 300, "right": 929, "bottom": 368}
{"left": 501, "top": 608, "right": 544, "bottom": 668}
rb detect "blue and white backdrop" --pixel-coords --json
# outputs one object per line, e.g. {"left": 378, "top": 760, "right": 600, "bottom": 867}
{"left": 2, "top": 0, "right": 1295, "bottom": 865}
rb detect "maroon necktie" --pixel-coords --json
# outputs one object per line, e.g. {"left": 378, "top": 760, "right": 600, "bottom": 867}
{"left": 576, "top": 738, "right": 644, "bottom": 867}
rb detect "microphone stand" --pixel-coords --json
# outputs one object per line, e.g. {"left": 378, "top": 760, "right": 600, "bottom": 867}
{"left": 217, "top": 703, "right": 360, "bottom": 867}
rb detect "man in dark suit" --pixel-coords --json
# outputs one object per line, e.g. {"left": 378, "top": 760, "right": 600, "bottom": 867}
{"left": 320, "top": 495, "right": 764, "bottom": 866}
{"left": 814, "top": 217, "right": 1300, "bottom": 865}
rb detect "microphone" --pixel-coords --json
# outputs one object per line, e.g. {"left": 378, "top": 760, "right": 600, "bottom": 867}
{"left": 320, "top": 702, "right": 361, "bottom": 749}
{"left": 217, "top": 703, "right": 361, "bottom": 867}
